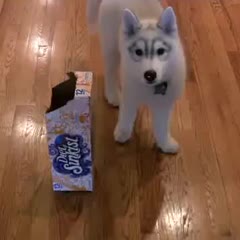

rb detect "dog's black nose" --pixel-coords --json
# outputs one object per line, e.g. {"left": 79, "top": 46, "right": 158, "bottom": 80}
{"left": 144, "top": 70, "right": 157, "bottom": 83}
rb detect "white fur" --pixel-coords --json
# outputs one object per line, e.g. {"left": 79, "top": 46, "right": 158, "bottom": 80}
{"left": 87, "top": 0, "right": 186, "bottom": 153}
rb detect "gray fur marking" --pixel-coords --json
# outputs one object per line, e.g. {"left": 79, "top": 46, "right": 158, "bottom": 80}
{"left": 128, "top": 37, "right": 171, "bottom": 62}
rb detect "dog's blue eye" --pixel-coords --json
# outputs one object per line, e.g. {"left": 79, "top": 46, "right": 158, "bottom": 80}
{"left": 157, "top": 48, "right": 165, "bottom": 56}
{"left": 135, "top": 49, "right": 143, "bottom": 56}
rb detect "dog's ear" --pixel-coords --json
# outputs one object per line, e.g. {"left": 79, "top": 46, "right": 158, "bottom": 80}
{"left": 122, "top": 9, "right": 141, "bottom": 37}
{"left": 158, "top": 7, "right": 177, "bottom": 34}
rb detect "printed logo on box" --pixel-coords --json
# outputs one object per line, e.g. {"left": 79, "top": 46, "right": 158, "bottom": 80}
{"left": 49, "top": 134, "right": 92, "bottom": 178}
{"left": 53, "top": 183, "right": 63, "bottom": 190}
{"left": 75, "top": 89, "right": 90, "bottom": 97}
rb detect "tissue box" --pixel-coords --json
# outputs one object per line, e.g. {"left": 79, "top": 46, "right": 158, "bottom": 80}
{"left": 46, "top": 72, "right": 93, "bottom": 191}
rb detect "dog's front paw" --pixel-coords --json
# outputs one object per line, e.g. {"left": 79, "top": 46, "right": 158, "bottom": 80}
{"left": 157, "top": 137, "right": 179, "bottom": 154}
{"left": 114, "top": 125, "right": 131, "bottom": 143}
{"left": 105, "top": 91, "right": 120, "bottom": 107}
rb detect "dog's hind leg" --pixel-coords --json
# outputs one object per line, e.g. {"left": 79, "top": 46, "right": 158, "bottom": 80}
{"left": 99, "top": 4, "right": 120, "bottom": 107}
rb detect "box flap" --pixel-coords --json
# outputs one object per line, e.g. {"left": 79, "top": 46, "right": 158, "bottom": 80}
{"left": 47, "top": 72, "right": 93, "bottom": 113}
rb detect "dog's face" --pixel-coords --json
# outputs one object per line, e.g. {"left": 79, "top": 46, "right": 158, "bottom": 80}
{"left": 122, "top": 7, "right": 179, "bottom": 86}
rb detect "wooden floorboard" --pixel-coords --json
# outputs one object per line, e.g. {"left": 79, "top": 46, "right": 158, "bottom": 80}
{"left": 0, "top": 0, "right": 239, "bottom": 239}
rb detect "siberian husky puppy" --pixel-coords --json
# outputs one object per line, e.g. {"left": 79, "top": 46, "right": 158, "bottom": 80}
{"left": 87, "top": 0, "right": 186, "bottom": 153}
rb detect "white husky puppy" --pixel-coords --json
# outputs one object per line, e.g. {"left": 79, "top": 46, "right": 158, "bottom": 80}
{"left": 87, "top": 0, "right": 186, "bottom": 153}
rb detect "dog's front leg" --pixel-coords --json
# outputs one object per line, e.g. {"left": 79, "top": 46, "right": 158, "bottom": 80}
{"left": 114, "top": 93, "right": 137, "bottom": 143}
{"left": 151, "top": 103, "right": 179, "bottom": 154}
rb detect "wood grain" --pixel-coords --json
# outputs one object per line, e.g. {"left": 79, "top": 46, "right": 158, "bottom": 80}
{"left": 0, "top": 0, "right": 240, "bottom": 239}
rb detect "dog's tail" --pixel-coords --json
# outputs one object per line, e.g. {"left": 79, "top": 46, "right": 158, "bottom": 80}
{"left": 86, "top": 0, "right": 102, "bottom": 34}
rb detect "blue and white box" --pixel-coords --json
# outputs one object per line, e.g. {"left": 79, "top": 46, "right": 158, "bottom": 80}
{"left": 45, "top": 72, "right": 93, "bottom": 191}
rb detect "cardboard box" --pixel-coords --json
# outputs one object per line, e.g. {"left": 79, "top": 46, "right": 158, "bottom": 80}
{"left": 45, "top": 72, "right": 93, "bottom": 191}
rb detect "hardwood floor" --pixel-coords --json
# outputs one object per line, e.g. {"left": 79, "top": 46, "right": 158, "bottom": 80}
{"left": 0, "top": 0, "right": 239, "bottom": 239}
